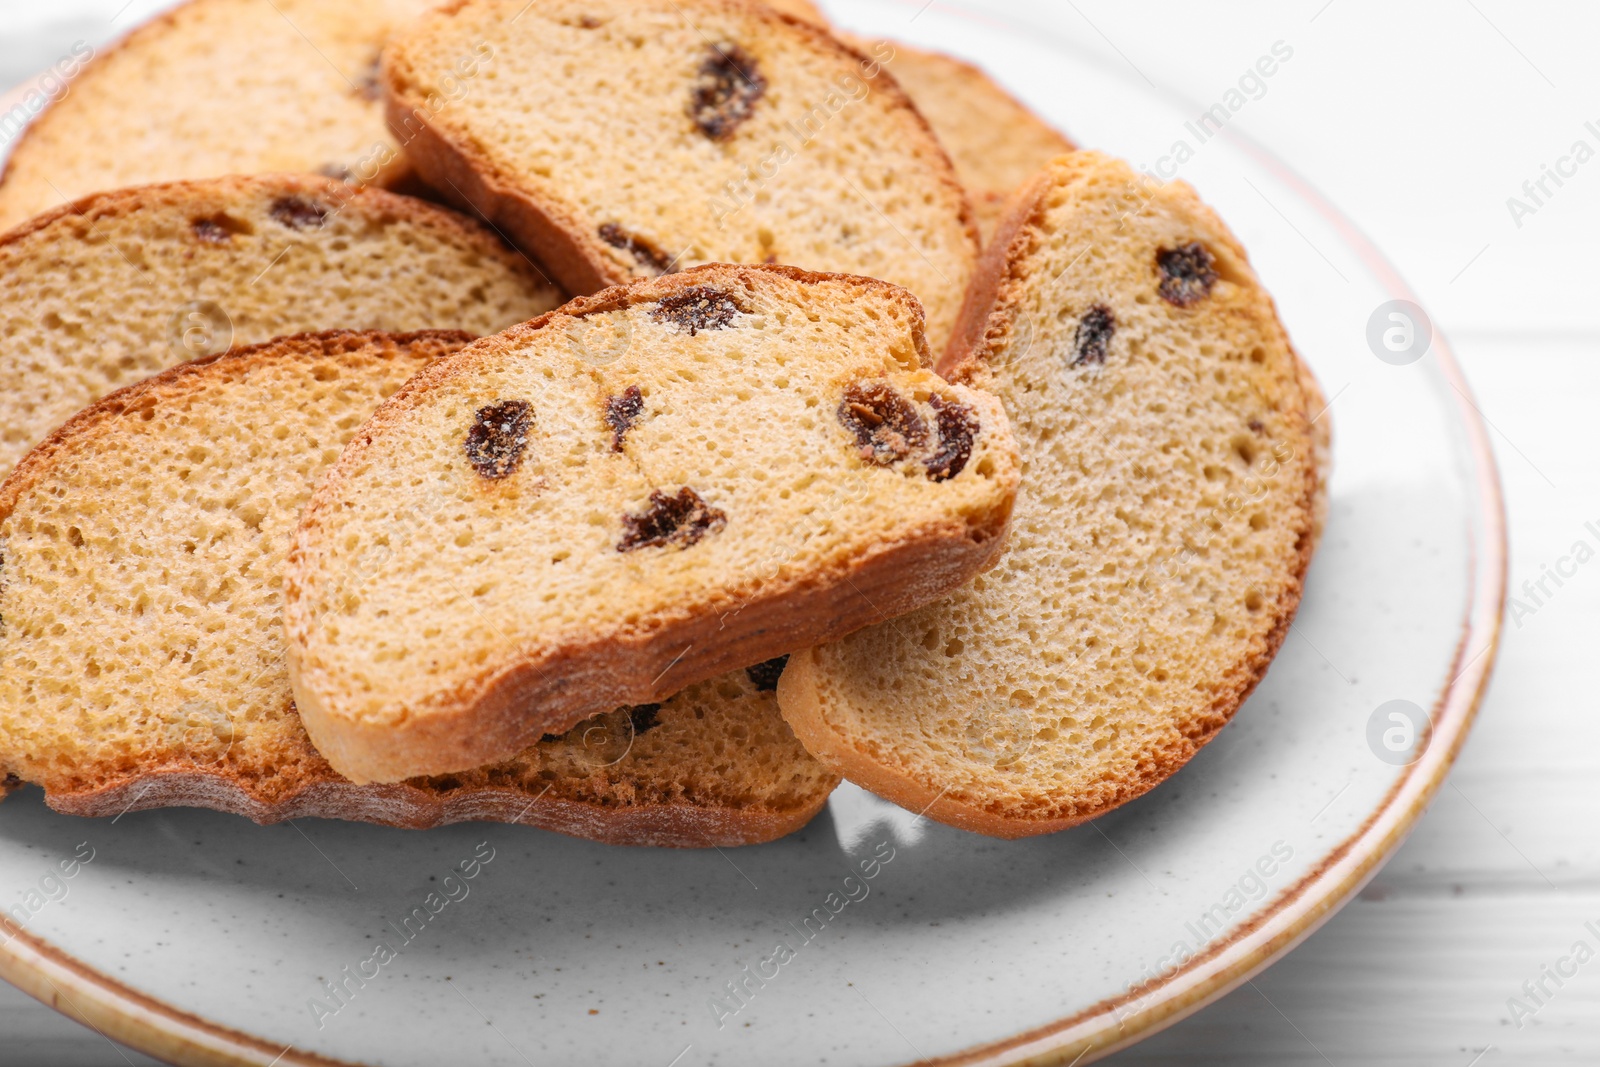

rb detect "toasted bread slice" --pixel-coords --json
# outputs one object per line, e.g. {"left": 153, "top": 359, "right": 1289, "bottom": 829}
{"left": 864, "top": 40, "right": 1075, "bottom": 241}
{"left": 741, "top": 2, "right": 1075, "bottom": 241}
{"left": 381, "top": 0, "right": 978, "bottom": 350}
{"left": 0, "top": 0, "right": 445, "bottom": 231}
{"left": 0, "top": 331, "right": 836, "bottom": 847}
{"left": 0, "top": 174, "right": 561, "bottom": 482}
{"left": 761, "top": 0, "right": 828, "bottom": 24}
{"left": 778, "top": 152, "right": 1323, "bottom": 837}
{"left": 284, "top": 265, "right": 1019, "bottom": 784}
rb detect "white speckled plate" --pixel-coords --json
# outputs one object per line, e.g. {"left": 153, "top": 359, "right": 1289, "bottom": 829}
{"left": 0, "top": 2, "right": 1505, "bottom": 1064}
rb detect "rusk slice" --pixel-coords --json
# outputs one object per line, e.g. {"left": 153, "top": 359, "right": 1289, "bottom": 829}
{"left": 0, "top": 0, "right": 440, "bottom": 231}
{"left": 0, "top": 174, "right": 561, "bottom": 482}
{"left": 780, "top": 152, "right": 1323, "bottom": 837}
{"left": 742, "top": 2, "right": 1075, "bottom": 240}
{"left": 382, "top": 0, "right": 978, "bottom": 350}
{"left": 867, "top": 41, "right": 1075, "bottom": 241}
{"left": 284, "top": 265, "right": 1018, "bottom": 784}
{"left": 0, "top": 332, "right": 836, "bottom": 847}
{"left": 760, "top": 0, "right": 828, "bottom": 24}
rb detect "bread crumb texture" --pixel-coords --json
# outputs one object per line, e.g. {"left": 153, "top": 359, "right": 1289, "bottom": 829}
{"left": 0, "top": 0, "right": 437, "bottom": 229}
{"left": 0, "top": 331, "right": 836, "bottom": 842}
{"left": 0, "top": 174, "right": 561, "bottom": 482}
{"left": 848, "top": 37, "right": 1075, "bottom": 241}
{"left": 384, "top": 0, "right": 977, "bottom": 348}
{"left": 284, "top": 266, "right": 1017, "bottom": 783}
{"left": 783, "top": 152, "right": 1321, "bottom": 835}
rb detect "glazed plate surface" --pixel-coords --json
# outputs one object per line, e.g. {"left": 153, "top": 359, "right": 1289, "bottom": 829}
{"left": 0, "top": 2, "right": 1504, "bottom": 1064}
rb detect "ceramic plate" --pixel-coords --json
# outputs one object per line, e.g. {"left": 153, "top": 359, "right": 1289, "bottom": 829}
{"left": 0, "top": 2, "right": 1505, "bottom": 1064}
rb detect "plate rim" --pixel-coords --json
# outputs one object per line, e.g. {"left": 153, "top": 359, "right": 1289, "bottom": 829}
{"left": 0, "top": 13, "right": 1507, "bottom": 1063}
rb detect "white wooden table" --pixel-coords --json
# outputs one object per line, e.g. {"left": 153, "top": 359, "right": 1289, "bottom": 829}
{"left": 2, "top": 1, "right": 1595, "bottom": 1063}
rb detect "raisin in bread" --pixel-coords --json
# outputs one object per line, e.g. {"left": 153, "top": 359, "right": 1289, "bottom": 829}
{"left": 0, "top": 0, "right": 454, "bottom": 231}
{"left": 382, "top": 0, "right": 978, "bottom": 350}
{"left": 0, "top": 174, "right": 561, "bottom": 483}
{"left": 863, "top": 40, "right": 1076, "bottom": 242}
{"left": 778, "top": 152, "right": 1323, "bottom": 837}
{"left": 284, "top": 265, "right": 1019, "bottom": 784}
{"left": 0, "top": 331, "right": 836, "bottom": 847}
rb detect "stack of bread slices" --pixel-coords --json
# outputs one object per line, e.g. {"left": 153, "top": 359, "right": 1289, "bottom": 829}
{"left": 0, "top": 0, "right": 1324, "bottom": 847}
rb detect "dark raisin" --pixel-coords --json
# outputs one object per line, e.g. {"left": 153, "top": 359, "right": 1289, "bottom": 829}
{"left": 649, "top": 286, "right": 741, "bottom": 335}
{"left": 837, "top": 382, "right": 929, "bottom": 467}
{"left": 1157, "top": 242, "right": 1219, "bottom": 307}
{"left": 690, "top": 44, "right": 766, "bottom": 140}
{"left": 924, "top": 395, "right": 979, "bottom": 482}
{"left": 599, "top": 223, "right": 676, "bottom": 275}
{"left": 1248, "top": 418, "right": 1265, "bottom": 433}
{"left": 191, "top": 218, "right": 232, "bottom": 243}
{"left": 191, "top": 214, "right": 251, "bottom": 242}
{"left": 628, "top": 703, "right": 663, "bottom": 735}
{"left": 618, "top": 488, "right": 726, "bottom": 552}
{"left": 269, "top": 196, "right": 327, "bottom": 231}
{"left": 1071, "top": 304, "right": 1115, "bottom": 367}
{"left": 464, "top": 400, "right": 533, "bottom": 480}
{"left": 604, "top": 385, "right": 645, "bottom": 451}
{"left": 355, "top": 53, "right": 382, "bottom": 101}
{"left": 745, "top": 655, "right": 789, "bottom": 692}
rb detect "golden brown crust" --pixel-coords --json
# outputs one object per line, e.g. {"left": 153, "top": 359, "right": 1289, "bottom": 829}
{"left": 0, "top": 0, "right": 201, "bottom": 207}
{"left": 757, "top": 0, "right": 828, "bottom": 26}
{"left": 382, "top": 0, "right": 980, "bottom": 300}
{"left": 285, "top": 263, "right": 1016, "bottom": 783}
{"left": 0, "top": 329, "right": 472, "bottom": 524}
{"left": 0, "top": 328, "right": 834, "bottom": 846}
{"left": 38, "top": 769, "right": 830, "bottom": 849}
{"left": 783, "top": 153, "right": 1324, "bottom": 836}
{"left": 0, "top": 0, "right": 424, "bottom": 228}
{"left": 384, "top": 95, "right": 610, "bottom": 294}
{"left": 0, "top": 172, "right": 542, "bottom": 283}
{"left": 939, "top": 162, "right": 1063, "bottom": 372}
{"left": 295, "top": 506, "right": 1007, "bottom": 784}
{"left": 836, "top": 36, "right": 1075, "bottom": 243}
